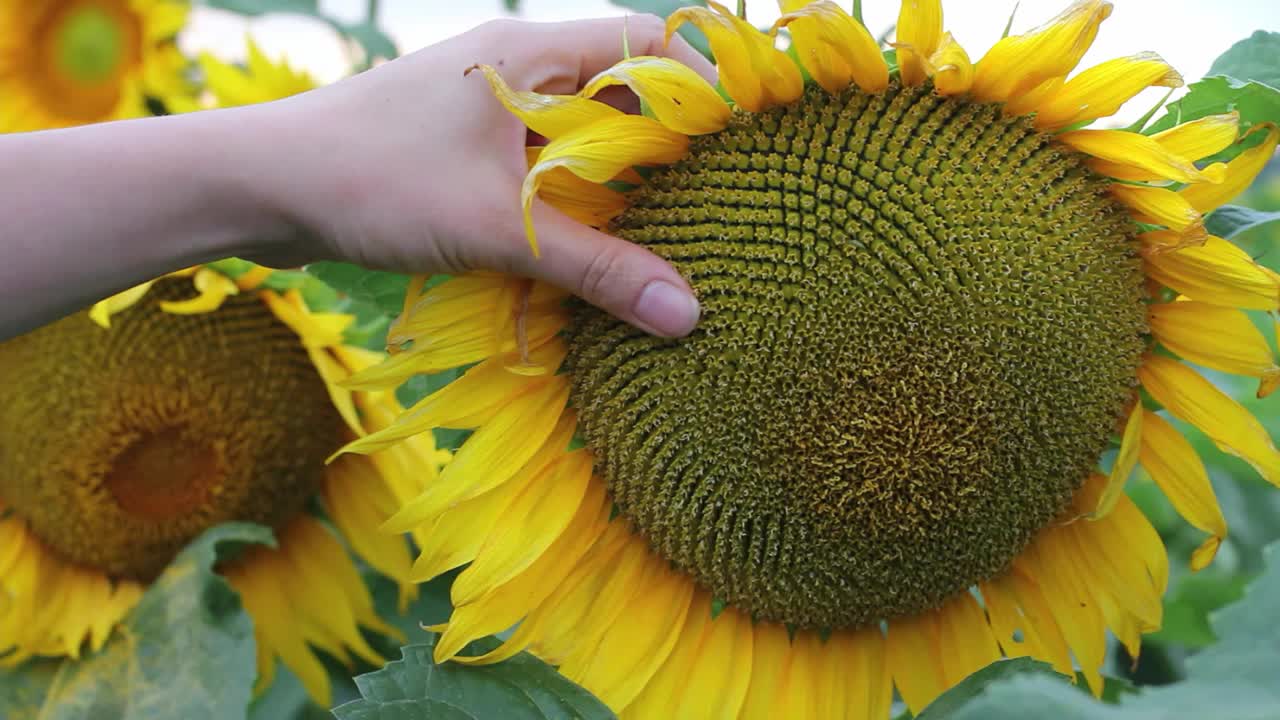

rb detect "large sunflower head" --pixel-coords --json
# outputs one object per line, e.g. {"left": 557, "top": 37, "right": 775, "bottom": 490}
{"left": 0, "top": 0, "right": 190, "bottom": 132}
{"left": 0, "top": 265, "right": 448, "bottom": 707}
{"left": 342, "top": 0, "right": 1279, "bottom": 716}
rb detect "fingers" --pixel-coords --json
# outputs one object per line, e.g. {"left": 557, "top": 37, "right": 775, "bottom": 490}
{"left": 506, "top": 203, "right": 700, "bottom": 338}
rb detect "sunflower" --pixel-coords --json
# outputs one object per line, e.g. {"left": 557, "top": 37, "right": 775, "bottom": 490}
{"left": 0, "top": 265, "right": 450, "bottom": 708}
{"left": 339, "top": 0, "right": 1280, "bottom": 716}
{"left": 168, "top": 35, "right": 316, "bottom": 113}
{"left": 0, "top": 0, "right": 190, "bottom": 132}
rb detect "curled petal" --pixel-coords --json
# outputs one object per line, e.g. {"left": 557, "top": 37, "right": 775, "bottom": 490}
{"left": 88, "top": 281, "right": 156, "bottom": 328}
{"left": 1061, "top": 129, "right": 1220, "bottom": 184}
{"left": 1111, "top": 184, "right": 1206, "bottom": 241}
{"left": 773, "top": 0, "right": 888, "bottom": 94}
{"left": 896, "top": 0, "right": 944, "bottom": 86}
{"left": 1182, "top": 123, "right": 1279, "bottom": 213}
{"left": 580, "top": 56, "right": 730, "bottom": 135}
{"left": 469, "top": 64, "right": 619, "bottom": 140}
{"left": 1033, "top": 52, "right": 1181, "bottom": 130}
{"left": 158, "top": 268, "right": 240, "bottom": 315}
{"left": 523, "top": 116, "right": 690, "bottom": 256}
{"left": 971, "top": 0, "right": 1113, "bottom": 103}
{"left": 669, "top": 1, "right": 803, "bottom": 111}
{"left": 526, "top": 148, "right": 630, "bottom": 228}
{"left": 928, "top": 33, "right": 974, "bottom": 96}
{"left": 1142, "top": 234, "right": 1280, "bottom": 310}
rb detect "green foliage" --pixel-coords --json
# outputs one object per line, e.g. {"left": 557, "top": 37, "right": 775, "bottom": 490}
{"left": 304, "top": 261, "right": 413, "bottom": 318}
{"left": 911, "top": 659, "right": 1061, "bottom": 719}
{"left": 1205, "top": 205, "right": 1280, "bottom": 239}
{"left": 1146, "top": 76, "right": 1280, "bottom": 135}
{"left": 0, "top": 524, "right": 272, "bottom": 720}
{"left": 917, "top": 543, "right": 1280, "bottom": 718}
{"left": 1208, "top": 31, "right": 1280, "bottom": 92}
{"left": 610, "top": 0, "right": 711, "bottom": 58}
{"left": 198, "top": 0, "right": 398, "bottom": 64}
{"left": 333, "top": 636, "right": 615, "bottom": 720}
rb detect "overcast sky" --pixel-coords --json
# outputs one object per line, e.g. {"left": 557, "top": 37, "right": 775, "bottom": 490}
{"left": 182, "top": 0, "right": 1278, "bottom": 125}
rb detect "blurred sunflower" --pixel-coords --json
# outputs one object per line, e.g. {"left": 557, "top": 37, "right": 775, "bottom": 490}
{"left": 0, "top": 0, "right": 190, "bottom": 132}
{"left": 170, "top": 35, "right": 316, "bottom": 112}
{"left": 340, "top": 0, "right": 1280, "bottom": 716}
{"left": 0, "top": 265, "right": 450, "bottom": 707}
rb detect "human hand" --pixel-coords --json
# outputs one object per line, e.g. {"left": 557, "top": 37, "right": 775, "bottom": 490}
{"left": 245, "top": 15, "right": 714, "bottom": 338}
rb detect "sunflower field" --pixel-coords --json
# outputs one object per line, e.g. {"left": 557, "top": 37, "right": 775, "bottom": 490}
{"left": 2, "top": 0, "right": 1280, "bottom": 718}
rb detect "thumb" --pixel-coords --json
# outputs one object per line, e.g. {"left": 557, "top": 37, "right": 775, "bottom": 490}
{"left": 509, "top": 204, "right": 700, "bottom": 338}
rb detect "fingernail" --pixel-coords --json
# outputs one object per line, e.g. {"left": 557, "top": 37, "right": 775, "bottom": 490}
{"left": 634, "top": 280, "right": 700, "bottom": 337}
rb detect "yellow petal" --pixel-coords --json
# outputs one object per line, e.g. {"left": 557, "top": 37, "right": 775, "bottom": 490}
{"left": 436, "top": 479, "right": 610, "bottom": 662}
{"left": 524, "top": 115, "right": 690, "bottom": 256}
{"left": 928, "top": 33, "right": 974, "bottom": 96}
{"left": 1111, "top": 184, "right": 1207, "bottom": 240}
{"left": 579, "top": 56, "right": 731, "bottom": 135}
{"left": 259, "top": 289, "right": 353, "bottom": 348}
{"left": 773, "top": 1, "right": 888, "bottom": 95}
{"left": 1092, "top": 404, "right": 1142, "bottom": 518}
{"left": 468, "top": 63, "right": 620, "bottom": 139}
{"left": 896, "top": 0, "right": 943, "bottom": 86}
{"left": 669, "top": 1, "right": 804, "bottom": 111}
{"left": 935, "top": 593, "right": 1002, "bottom": 687}
{"left": 1139, "top": 410, "right": 1227, "bottom": 569}
{"left": 1062, "top": 129, "right": 1217, "bottom": 184}
{"left": 621, "top": 594, "right": 754, "bottom": 720}
{"left": 1149, "top": 301, "right": 1279, "bottom": 384}
{"left": 1152, "top": 111, "right": 1240, "bottom": 161}
{"left": 528, "top": 149, "right": 631, "bottom": 228}
{"left": 1139, "top": 353, "right": 1280, "bottom": 487}
{"left": 1143, "top": 235, "right": 1280, "bottom": 310}
{"left": 1033, "top": 53, "right": 1181, "bottom": 130}
{"left": 89, "top": 281, "right": 155, "bottom": 328}
{"left": 1182, "top": 123, "right": 1279, "bottom": 213}
{"left": 739, "top": 622, "right": 796, "bottom": 720}
{"left": 1020, "top": 530, "right": 1107, "bottom": 695}
{"left": 886, "top": 606, "right": 946, "bottom": 715}
{"left": 451, "top": 451, "right": 593, "bottom": 605}
{"left": 381, "top": 386, "right": 573, "bottom": 532}
{"left": 561, "top": 562, "right": 696, "bottom": 711}
{"left": 971, "top": 0, "right": 1113, "bottom": 103}
{"left": 981, "top": 572, "right": 1074, "bottom": 676}
{"left": 235, "top": 264, "right": 274, "bottom": 291}
{"left": 158, "top": 267, "right": 239, "bottom": 315}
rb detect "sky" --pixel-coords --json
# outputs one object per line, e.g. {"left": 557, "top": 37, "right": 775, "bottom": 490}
{"left": 182, "top": 0, "right": 1278, "bottom": 125}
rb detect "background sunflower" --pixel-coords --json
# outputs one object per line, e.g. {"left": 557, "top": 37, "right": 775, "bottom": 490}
{"left": 2, "top": 2, "right": 1279, "bottom": 719}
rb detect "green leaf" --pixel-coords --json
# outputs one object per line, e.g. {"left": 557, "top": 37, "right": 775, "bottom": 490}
{"left": 1145, "top": 76, "right": 1280, "bottom": 135}
{"left": 0, "top": 524, "right": 272, "bottom": 720}
{"left": 304, "top": 262, "right": 412, "bottom": 317}
{"left": 914, "top": 659, "right": 1062, "bottom": 719}
{"left": 1205, "top": 205, "right": 1280, "bottom": 239}
{"left": 334, "top": 636, "right": 615, "bottom": 720}
{"left": 922, "top": 542, "right": 1280, "bottom": 718}
{"left": 201, "top": 0, "right": 318, "bottom": 15}
{"left": 610, "top": 0, "right": 711, "bottom": 59}
{"left": 1207, "top": 31, "right": 1280, "bottom": 92}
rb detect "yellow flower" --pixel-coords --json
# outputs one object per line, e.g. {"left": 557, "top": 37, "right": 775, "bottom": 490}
{"left": 0, "top": 0, "right": 190, "bottom": 131}
{"left": 341, "top": 0, "right": 1280, "bottom": 716}
{"left": 0, "top": 266, "right": 450, "bottom": 708}
{"left": 187, "top": 35, "right": 317, "bottom": 110}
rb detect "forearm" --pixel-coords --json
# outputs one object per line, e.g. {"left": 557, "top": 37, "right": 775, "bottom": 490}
{"left": 0, "top": 108, "right": 296, "bottom": 339}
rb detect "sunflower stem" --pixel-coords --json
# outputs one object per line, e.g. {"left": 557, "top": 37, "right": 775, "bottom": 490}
{"left": 736, "top": 0, "right": 747, "bottom": 20}
{"left": 622, "top": 15, "right": 632, "bottom": 59}
{"left": 851, "top": 0, "right": 863, "bottom": 25}
{"left": 367, "top": 0, "right": 380, "bottom": 22}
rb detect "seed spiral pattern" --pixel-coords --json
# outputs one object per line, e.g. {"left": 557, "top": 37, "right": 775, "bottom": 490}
{"left": 565, "top": 81, "right": 1147, "bottom": 628}
{"left": 0, "top": 280, "right": 344, "bottom": 580}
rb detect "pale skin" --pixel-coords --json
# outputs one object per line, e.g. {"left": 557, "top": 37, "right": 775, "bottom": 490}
{"left": 0, "top": 15, "right": 711, "bottom": 341}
